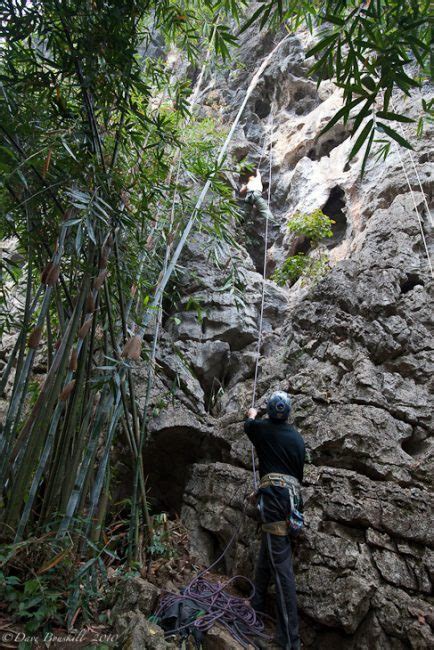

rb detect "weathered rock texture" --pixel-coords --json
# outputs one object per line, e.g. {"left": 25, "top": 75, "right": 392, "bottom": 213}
{"left": 139, "top": 23, "right": 434, "bottom": 649}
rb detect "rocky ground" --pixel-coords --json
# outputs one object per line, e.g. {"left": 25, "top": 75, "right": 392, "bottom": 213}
{"left": 125, "top": 21, "right": 434, "bottom": 650}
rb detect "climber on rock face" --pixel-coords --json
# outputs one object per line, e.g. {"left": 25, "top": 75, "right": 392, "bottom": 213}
{"left": 244, "top": 391, "right": 305, "bottom": 650}
{"left": 239, "top": 168, "right": 273, "bottom": 221}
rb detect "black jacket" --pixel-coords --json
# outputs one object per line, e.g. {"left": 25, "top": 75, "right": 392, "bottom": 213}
{"left": 244, "top": 418, "right": 305, "bottom": 482}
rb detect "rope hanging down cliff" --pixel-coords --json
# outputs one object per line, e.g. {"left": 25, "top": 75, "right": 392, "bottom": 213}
{"left": 249, "top": 108, "right": 275, "bottom": 491}
{"left": 151, "top": 59, "right": 281, "bottom": 650}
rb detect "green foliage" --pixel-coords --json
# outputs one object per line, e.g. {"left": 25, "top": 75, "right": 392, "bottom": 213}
{"left": 147, "top": 514, "right": 177, "bottom": 559}
{"left": 1, "top": 572, "right": 63, "bottom": 634}
{"left": 287, "top": 209, "right": 335, "bottom": 244}
{"left": 275, "top": 209, "right": 334, "bottom": 285}
{"left": 272, "top": 253, "right": 309, "bottom": 285}
{"left": 272, "top": 252, "right": 331, "bottom": 286}
{"left": 416, "top": 97, "right": 434, "bottom": 138}
{"left": 0, "top": 539, "right": 70, "bottom": 636}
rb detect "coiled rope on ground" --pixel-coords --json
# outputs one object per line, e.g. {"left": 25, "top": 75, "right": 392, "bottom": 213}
{"left": 156, "top": 575, "right": 272, "bottom": 648}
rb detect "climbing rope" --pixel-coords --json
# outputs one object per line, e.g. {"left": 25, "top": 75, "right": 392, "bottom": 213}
{"left": 250, "top": 103, "right": 275, "bottom": 489}
{"left": 394, "top": 141, "right": 433, "bottom": 278}
{"left": 251, "top": 112, "right": 274, "bottom": 408}
{"left": 153, "top": 498, "right": 273, "bottom": 648}
{"left": 155, "top": 575, "right": 271, "bottom": 649}
{"left": 391, "top": 99, "right": 432, "bottom": 227}
{"left": 385, "top": 98, "right": 433, "bottom": 277}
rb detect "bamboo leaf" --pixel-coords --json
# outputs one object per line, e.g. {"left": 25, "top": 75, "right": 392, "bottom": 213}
{"left": 323, "top": 14, "right": 345, "bottom": 27}
{"left": 351, "top": 96, "right": 375, "bottom": 134}
{"left": 361, "top": 128, "right": 375, "bottom": 177}
{"left": 37, "top": 549, "right": 70, "bottom": 575}
{"left": 61, "top": 138, "right": 78, "bottom": 162}
{"left": 376, "top": 122, "right": 413, "bottom": 149}
{"left": 349, "top": 118, "right": 374, "bottom": 160}
{"left": 319, "top": 96, "right": 365, "bottom": 137}
{"left": 376, "top": 111, "right": 415, "bottom": 124}
{"left": 238, "top": 5, "right": 266, "bottom": 34}
{"left": 306, "top": 33, "right": 339, "bottom": 58}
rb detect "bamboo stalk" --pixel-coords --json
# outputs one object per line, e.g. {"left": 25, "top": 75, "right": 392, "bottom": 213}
{"left": 0, "top": 286, "right": 44, "bottom": 398}
{"left": 56, "top": 387, "right": 116, "bottom": 537}
{"left": 4, "top": 279, "right": 88, "bottom": 528}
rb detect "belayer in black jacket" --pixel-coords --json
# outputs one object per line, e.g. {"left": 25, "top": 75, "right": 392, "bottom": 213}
{"left": 244, "top": 391, "right": 305, "bottom": 650}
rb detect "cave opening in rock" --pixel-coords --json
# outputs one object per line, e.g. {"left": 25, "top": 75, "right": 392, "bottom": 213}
{"left": 400, "top": 273, "right": 424, "bottom": 294}
{"left": 255, "top": 98, "right": 271, "bottom": 119}
{"left": 204, "top": 530, "right": 231, "bottom": 573}
{"left": 322, "top": 186, "right": 347, "bottom": 248}
{"left": 290, "top": 234, "right": 311, "bottom": 256}
{"left": 142, "top": 426, "right": 226, "bottom": 516}
{"left": 307, "top": 128, "right": 348, "bottom": 160}
{"left": 401, "top": 435, "right": 430, "bottom": 458}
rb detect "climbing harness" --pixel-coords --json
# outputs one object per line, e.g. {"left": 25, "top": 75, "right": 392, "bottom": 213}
{"left": 259, "top": 473, "right": 300, "bottom": 491}
{"left": 261, "top": 521, "right": 289, "bottom": 536}
{"left": 259, "top": 473, "right": 304, "bottom": 538}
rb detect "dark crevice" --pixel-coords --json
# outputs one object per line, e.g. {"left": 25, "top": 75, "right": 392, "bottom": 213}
{"left": 312, "top": 451, "right": 388, "bottom": 482}
{"left": 319, "top": 519, "right": 366, "bottom": 542}
{"left": 306, "top": 128, "right": 348, "bottom": 160}
{"left": 400, "top": 273, "right": 424, "bottom": 294}
{"left": 322, "top": 186, "right": 348, "bottom": 248}
{"left": 401, "top": 434, "right": 430, "bottom": 458}
{"left": 203, "top": 529, "right": 231, "bottom": 574}
{"left": 143, "top": 429, "right": 227, "bottom": 515}
{"left": 346, "top": 396, "right": 427, "bottom": 430}
{"left": 289, "top": 234, "right": 311, "bottom": 256}
{"left": 287, "top": 84, "right": 321, "bottom": 117}
{"left": 255, "top": 98, "right": 271, "bottom": 119}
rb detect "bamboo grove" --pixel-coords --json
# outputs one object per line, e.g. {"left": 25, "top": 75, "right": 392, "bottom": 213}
{"left": 0, "top": 0, "right": 431, "bottom": 634}
{"left": 0, "top": 0, "right": 249, "bottom": 573}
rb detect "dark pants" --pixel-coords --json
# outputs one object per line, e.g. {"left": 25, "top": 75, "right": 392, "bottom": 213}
{"left": 251, "top": 487, "right": 300, "bottom": 650}
{"left": 244, "top": 190, "right": 273, "bottom": 219}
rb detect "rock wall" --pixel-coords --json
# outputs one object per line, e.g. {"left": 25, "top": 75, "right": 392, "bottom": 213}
{"left": 139, "top": 24, "right": 434, "bottom": 649}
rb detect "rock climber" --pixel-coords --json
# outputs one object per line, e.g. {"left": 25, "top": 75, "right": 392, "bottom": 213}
{"left": 239, "top": 167, "right": 272, "bottom": 222}
{"left": 244, "top": 391, "right": 305, "bottom": 650}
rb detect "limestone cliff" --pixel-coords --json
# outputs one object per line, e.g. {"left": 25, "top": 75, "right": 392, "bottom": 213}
{"left": 137, "top": 25, "right": 434, "bottom": 649}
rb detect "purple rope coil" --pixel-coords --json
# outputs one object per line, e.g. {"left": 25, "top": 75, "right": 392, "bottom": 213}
{"left": 155, "top": 574, "right": 272, "bottom": 648}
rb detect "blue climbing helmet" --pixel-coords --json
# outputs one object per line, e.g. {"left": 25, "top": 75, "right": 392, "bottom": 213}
{"left": 267, "top": 390, "right": 291, "bottom": 421}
